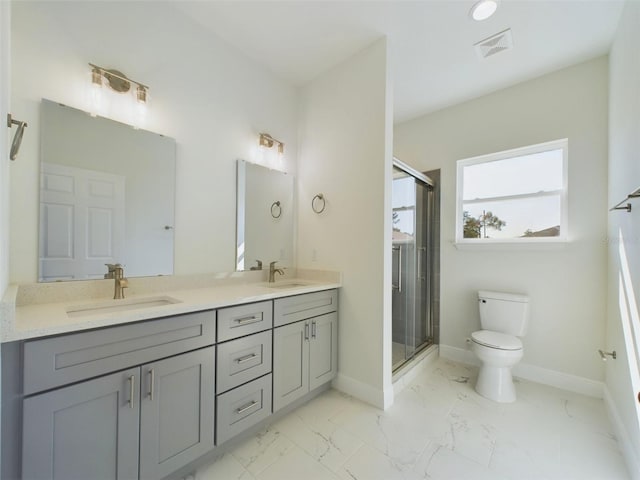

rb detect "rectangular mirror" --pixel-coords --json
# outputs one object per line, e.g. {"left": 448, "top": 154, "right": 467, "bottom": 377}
{"left": 39, "top": 99, "right": 176, "bottom": 282}
{"left": 236, "top": 160, "right": 294, "bottom": 271}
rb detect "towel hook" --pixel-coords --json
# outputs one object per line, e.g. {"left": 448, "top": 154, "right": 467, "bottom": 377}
{"left": 270, "top": 201, "right": 282, "bottom": 219}
{"left": 598, "top": 349, "right": 617, "bottom": 361}
{"left": 312, "top": 193, "right": 326, "bottom": 214}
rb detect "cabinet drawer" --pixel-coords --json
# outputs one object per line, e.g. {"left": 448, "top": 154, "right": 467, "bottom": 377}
{"left": 274, "top": 289, "right": 338, "bottom": 327}
{"left": 216, "top": 374, "right": 272, "bottom": 444}
{"left": 217, "top": 330, "right": 272, "bottom": 394}
{"left": 23, "top": 310, "right": 216, "bottom": 395}
{"left": 217, "top": 301, "right": 272, "bottom": 342}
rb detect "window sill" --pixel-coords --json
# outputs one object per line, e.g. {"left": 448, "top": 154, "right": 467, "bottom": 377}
{"left": 453, "top": 240, "right": 569, "bottom": 251}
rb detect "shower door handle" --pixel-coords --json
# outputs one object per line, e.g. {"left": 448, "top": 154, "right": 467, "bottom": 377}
{"left": 418, "top": 247, "right": 426, "bottom": 281}
{"left": 392, "top": 246, "right": 402, "bottom": 293}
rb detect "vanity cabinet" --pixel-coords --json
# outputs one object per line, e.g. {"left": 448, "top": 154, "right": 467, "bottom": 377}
{"left": 273, "top": 290, "right": 338, "bottom": 412}
{"left": 10, "top": 288, "right": 339, "bottom": 480}
{"left": 23, "top": 347, "right": 215, "bottom": 480}
{"left": 21, "top": 311, "right": 216, "bottom": 480}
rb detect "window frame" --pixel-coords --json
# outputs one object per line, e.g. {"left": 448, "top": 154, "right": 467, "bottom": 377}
{"left": 455, "top": 138, "right": 569, "bottom": 246}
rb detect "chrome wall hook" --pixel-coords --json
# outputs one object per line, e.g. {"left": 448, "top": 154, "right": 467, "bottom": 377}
{"left": 7, "top": 113, "right": 28, "bottom": 161}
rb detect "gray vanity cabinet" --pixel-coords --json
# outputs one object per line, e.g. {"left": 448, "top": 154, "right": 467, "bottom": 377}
{"left": 273, "top": 290, "right": 338, "bottom": 412}
{"left": 139, "top": 346, "right": 215, "bottom": 480}
{"left": 13, "top": 290, "right": 338, "bottom": 480}
{"left": 22, "top": 367, "right": 140, "bottom": 480}
{"left": 22, "top": 347, "right": 215, "bottom": 480}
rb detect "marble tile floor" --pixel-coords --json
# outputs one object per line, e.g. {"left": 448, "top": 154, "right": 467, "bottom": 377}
{"left": 195, "top": 358, "right": 630, "bottom": 480}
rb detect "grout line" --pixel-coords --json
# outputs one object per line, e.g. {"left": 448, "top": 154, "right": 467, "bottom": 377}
{"left": 335, "top": 442, "right": 365, "bottom": 473}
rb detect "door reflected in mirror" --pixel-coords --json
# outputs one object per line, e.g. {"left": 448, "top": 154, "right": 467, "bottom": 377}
{"left": 39, "top": 99, "right": 176, "bottom": 282}
{"left": 236, "top": 160, "right": 294, "bottom": 271}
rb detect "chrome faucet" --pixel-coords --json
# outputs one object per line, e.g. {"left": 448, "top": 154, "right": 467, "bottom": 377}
{"left": 268, "top": 261, "right": 284, "bottom": 283}
{"left": 106, "top": 263, "right": 128, "bottom": 299}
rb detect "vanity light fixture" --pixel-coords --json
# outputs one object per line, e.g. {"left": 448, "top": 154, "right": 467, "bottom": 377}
{"left": 89, "top": 63, "right": 149, "bottom": 104}
{"left": 259, "top": 133, "right": 284, "bottom": 156}
{"left": 470, "top": 0, "right": 498, "bottom": 21}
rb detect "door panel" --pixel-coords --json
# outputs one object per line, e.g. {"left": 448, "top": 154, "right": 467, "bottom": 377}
{"left": 139, "top": 347, "right": 215, "bottom": 480}
{"left": 22, "top": 368, "right": 140, "bottom": 480}
{"left": 273, "top": 321, "right": 309, "bottom": 412}
{"left": 309, "top": 313, "right": 338, "bottom": 390}
{"left": 39, "top": 162, "right": 125, "bottom": 281}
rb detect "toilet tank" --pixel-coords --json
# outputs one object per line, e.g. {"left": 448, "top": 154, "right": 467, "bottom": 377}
{"left": 478, "top": 290, "right": 530, "bottom": 337}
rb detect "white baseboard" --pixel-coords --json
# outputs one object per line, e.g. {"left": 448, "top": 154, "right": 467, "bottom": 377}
{"left": 439, "top": 344, "right": 604, "bottom": 398}
{"left": 604, "top": 387, "right": 640, "bottom": 479}
{"left": 332, "top": 373, "right": 388, "bottom": 410}
{"left": 439, "top": 344, "right": 478, "bottom": 366}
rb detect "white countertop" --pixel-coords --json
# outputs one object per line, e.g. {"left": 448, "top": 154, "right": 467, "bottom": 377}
{"left": 0, "top": 269, "right": 341, "bottom": 343}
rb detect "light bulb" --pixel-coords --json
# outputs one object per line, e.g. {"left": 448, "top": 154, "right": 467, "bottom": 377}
{"left": 470, "top": 0, "right": 498, "bottom": 21}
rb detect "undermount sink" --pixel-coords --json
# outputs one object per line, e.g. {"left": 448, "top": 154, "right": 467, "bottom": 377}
{"left": 265, "top": 281, "right": 313, "bottom": 289}
{"left": 66, "top": 296, "right": 182, "bottom": 318}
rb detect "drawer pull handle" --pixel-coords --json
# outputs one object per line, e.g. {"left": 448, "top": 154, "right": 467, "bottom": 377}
{"left": 236, "top": 400, "right": 259, "bottom": 414}
{"left": 235, "top": 353, "right": 258, "bottom": 364}
{"left": 234, "top": 315, "right": 260, "bottom": 324}
{"left": 311, "top": 320, "right": 317, "bottom": 339}
{"left": 304, "top": 322, "right": 310, "bottom": 341}
{"left": 128, "top": 375, "right": 135, "bottom": 409}
{"left": 148, "top": 369, "right": 155, "bottom": 401}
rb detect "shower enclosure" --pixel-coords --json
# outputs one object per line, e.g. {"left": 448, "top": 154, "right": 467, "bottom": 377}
{"left": 392, "top": 159, "right": 437, "bottom": 371}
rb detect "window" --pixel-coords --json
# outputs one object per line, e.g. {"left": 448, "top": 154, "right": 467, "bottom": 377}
{"left": 456, "top": 139, "right": 568, "bottom": 243}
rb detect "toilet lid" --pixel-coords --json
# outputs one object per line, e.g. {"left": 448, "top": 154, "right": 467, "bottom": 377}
{"left": 471, "top": 330, "right": 522, "bottom": 351}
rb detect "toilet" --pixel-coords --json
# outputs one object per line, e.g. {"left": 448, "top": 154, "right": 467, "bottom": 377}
{"left": 471, "top": 290, "right": 530, "bottom": 403}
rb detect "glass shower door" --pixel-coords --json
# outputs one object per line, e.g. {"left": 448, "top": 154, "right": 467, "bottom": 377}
{"left": 392, "top": 162, "right": 433, "bottom": 371}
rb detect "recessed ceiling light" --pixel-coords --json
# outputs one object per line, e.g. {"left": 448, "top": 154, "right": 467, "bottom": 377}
{"left": 470, "top": 0, "right": 498, "bottom": 21}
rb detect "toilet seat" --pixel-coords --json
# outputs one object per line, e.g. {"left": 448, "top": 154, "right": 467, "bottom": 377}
{"left": 471, "top": 330, "right": 522, "bottom": 351}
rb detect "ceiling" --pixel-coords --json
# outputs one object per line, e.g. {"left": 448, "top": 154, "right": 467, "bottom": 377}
{"left": 173, "top": 0, "right": 624, "bottom": 123}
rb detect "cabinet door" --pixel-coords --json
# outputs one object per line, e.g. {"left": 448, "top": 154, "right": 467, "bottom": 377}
{"left": 139, "top": 347, "right": 215, "bottom": 480}
{"left": 22, "top": 368, "right": 140, "bottom": 480}
{"left": 309, "top": 312, "right": 338, "bottom": 390}
{"left": 273, "top": 321, "right": 309, "bottom": 412}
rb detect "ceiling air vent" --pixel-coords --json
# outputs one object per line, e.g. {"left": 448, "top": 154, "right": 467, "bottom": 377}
{"left": 474, "top": 28, "right": 513, "bottom": 59}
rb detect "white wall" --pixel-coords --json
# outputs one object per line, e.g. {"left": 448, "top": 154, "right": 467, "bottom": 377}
{"left": 297, "top": 38, "right": 395, "bottom": 408}
{"left": 1, "top": 0, "right": 10, "bottom": 296}
{"left": 0, "top": 2, "right": 10, "bottom": 474}
{"left": 606, "top": 0, "right": 640, "bottom": 475}
{"left": 10, "top": 1, "right": 298, "bottom": 283}
{"left": 395, "top": 57, "right": 609, "bottom": 384}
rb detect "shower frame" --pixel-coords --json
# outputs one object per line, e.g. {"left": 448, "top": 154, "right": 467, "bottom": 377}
{"left": 391, "top": 158, "right": 439, "bottom": 373}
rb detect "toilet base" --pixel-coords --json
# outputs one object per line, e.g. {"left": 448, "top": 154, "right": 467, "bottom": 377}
{"left": 475, "top": 365, "right": 516, "bottom": 403}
